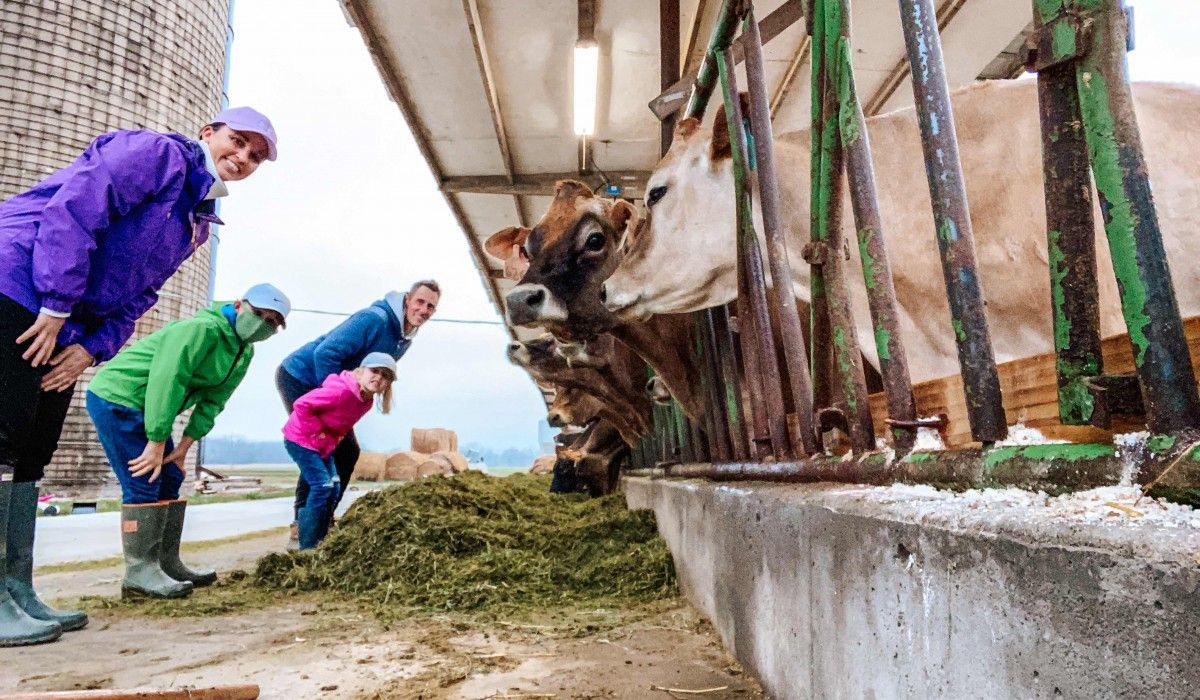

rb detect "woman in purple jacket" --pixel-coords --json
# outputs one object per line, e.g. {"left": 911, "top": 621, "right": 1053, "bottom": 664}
{"left": 0, "top": 107, "right": 278, "bottom": 647}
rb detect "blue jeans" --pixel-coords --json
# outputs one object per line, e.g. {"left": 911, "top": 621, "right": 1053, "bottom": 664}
{"left": 284, "top": 439, "right": 340, "bottom": 549}
{"left": 277, "top": 366, "right": 360, "bottom": 519}
{"left": 86, "top": 391, "right": 181, "bottom": 505}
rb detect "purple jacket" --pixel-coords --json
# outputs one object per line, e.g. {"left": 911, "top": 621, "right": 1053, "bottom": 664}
{"left": 0, "top": 130, "right": 221, "bottom": 361}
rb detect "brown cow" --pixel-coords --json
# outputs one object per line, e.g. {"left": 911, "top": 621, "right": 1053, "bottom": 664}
{"left": 486, "top": 184, "right": 705, "bottom": 420}
{"left": 600, "top": 80, "right": 1200, "bottom": 384}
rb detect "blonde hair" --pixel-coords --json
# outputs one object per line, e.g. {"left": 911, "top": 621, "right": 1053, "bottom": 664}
{"left": 354, "top": 367, "right": 394, "bottom": 414}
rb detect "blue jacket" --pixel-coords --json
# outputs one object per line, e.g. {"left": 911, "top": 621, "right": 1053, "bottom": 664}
{"left": 280, "top": 299, "right": 411, "bottom": 389}
{"left": 0, "top": 130, "right": 220, "bottom": 361}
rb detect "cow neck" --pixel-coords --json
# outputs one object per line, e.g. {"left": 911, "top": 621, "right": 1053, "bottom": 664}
{"left": 610, "top": 317, "right": 703, "bottom": 421}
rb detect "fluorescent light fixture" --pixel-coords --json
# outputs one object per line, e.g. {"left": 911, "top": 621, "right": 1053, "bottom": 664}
{"left": 573, "top": 40, "right": 598, "bottom": 136}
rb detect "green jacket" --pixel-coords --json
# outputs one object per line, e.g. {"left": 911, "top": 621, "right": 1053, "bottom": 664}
{"left": 88, "top": 302, "right": 254, "bottom": 441}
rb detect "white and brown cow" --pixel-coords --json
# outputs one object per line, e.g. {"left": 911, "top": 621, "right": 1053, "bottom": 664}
{"left": 601, "top": 80, "right": 1200, "bottom": 383}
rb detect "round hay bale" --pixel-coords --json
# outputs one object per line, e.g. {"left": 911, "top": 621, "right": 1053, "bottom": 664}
{"left": 352, "top": 452, "right": 387, "bottom": 482}
{"left": 411, "top": 428, "right": 458, "bottom": 454}
{"left": 529, "top": 455, "right": 555, "bottom": 474}
{"left": 385, "top": 451, "right": 426, "bottom": 481}
{"left": 416, "top": 459, "right": 445, "bottom": 478}
{"left": 432, "top": 450, "right": 469, "bottom": 474}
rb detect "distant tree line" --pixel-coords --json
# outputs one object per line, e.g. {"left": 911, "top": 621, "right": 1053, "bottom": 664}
{"left": 203, "top": 437, "right": 541, "bottom": 467}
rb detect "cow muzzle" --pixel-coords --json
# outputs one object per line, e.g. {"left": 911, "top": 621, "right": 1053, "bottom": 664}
{"left": 547, "top": 410, "right": 567, "bottom": 428}
{"left": 506, "top": 283, "right": 568, "bottom": 327}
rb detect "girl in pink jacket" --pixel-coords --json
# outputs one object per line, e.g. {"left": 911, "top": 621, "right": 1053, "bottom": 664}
{"left": 283, "top": 352, "right": 395, "bottom": 549}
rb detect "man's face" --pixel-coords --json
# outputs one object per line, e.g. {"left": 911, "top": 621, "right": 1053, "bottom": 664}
{"left": 200, "top": 125, "right": 269, "bottom": 182}
{"left": 405, "top": 286, "right": 439, "bottom": 329}
{"left": 236, "top": 300, "right": 286, "bottom": 329}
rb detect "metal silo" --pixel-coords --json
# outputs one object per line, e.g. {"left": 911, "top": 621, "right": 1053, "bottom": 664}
{"left": 0, "top": 0, "right": 231, "bottom": 497}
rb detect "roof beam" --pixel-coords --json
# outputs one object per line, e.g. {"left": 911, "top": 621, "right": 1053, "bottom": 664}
{"left": 462, "top": 0, "right": 526, "bottom": 227}
{"left": 680, "top": 0, "right": 710, "bottom": 79}
{"left": 862, "top": 0, "right": 971, "bottom": 116}
{"left": 648, "top": 0, "right": 806, "bottom": 120}
{"left": 340, "top": 0, "right": 507, "bottom": 329}
{"left": 769, "top": 35, "right": 810, "bottom": 119}
{"left": 441, "top": 171, "right": 651, "bottom": 199}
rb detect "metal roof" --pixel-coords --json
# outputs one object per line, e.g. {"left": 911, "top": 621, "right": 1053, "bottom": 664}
{"left": 339, "top": 0, "right": 1032, "bottom": 341}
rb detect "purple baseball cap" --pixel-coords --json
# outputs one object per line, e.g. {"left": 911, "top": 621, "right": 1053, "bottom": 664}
{"left": 212, "top": 106, "right": 278, "bottom": 161}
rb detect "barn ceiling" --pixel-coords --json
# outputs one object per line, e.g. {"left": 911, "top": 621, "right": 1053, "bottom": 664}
{"left": 339, "top": 0, "right": 1033, "bottom": 341}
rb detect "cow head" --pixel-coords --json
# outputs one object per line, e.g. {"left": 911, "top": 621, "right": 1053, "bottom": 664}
{"left": 603, "top": 96, "right": 808, "bottom": 319}
{"left": 486, "top": 180, "right": 639, "bottom": 341}
{"left": 505, "top": 334, "right": 564, "bottom": 375}
{"left": 546, "top": 385, "right": 605, "bottom": 428}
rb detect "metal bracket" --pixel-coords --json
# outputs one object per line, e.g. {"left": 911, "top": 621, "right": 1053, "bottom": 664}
{"left": 801, "top": 240, "right": 828, "bottom": 266}
{"left": 1024, "top": 14, "right": 1093, "bottom": 72}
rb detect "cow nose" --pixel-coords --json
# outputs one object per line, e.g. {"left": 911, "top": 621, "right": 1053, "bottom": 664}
{"left": 507, "top": 341, "right": 522, "bottom": 353}
{"left": 506, "top": 284, "right": 548, "bottom": 326}
{"left": 547, "top": 412, "right": 565, "bottom": 427}
{"left": 599, "top": 284, "right": 608, "bottom": 304}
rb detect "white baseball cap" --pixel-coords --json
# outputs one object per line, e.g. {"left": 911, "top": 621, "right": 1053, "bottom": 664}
{"left": 242, "top": 283, "right": 291, "bottom": 327}
{"left": 212, "top": 106, "right": 278, "bottom": 161}
{"left": 360, "top": 352, "right": 397, "bottom": 375}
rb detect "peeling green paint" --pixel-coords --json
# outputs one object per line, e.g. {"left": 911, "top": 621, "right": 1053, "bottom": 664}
{"left": 858, "top": 228, "right": 878, "bottom": 290}
{"left": 836, "top": 39, "right": 859, "bottom": 147}
{"left": 875, "top": 325, "right": 892, "bottom": 361}
{"left": 936, "top": 218, "right": 954, "bottom": 243}
{"left": 902, "top": 451, "right": 937, "bottom": 463}
{"left": 983, "top": 443, "right": 1115, "bottom": 469}
{"left": 952, "top": 318, "right": 966, "bottom": 342}
{"left": 1058, "top": 378, "right": 1096, "bottom": 424}
{"left": 1048, "top": 229, "right": 1071, "bottom": 352}
{"left": 834, "top": 327, "right": 858, "bottom": 412}
{"left": 1050, "top": 20, "right": 1077, "bottom": 62}
{"left": 1035, "top": 0, "right": 1064, "bottom": 23}
{"left": 1147, "top": 434, "right": 1177, "bottom": 453}
{"left": 1076, "top": 70, "right": 1151, "bottom": 365}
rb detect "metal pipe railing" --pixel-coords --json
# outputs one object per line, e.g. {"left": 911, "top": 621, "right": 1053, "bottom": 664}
{"left": 897, "top": 0, "right": 1008, "bottom": 442}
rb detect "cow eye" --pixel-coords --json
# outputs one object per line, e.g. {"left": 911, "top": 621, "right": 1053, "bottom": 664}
{"left": 647, "top": 185, "right": 668, "bottom": 207}
{"left": 584, "top": 232, "right": 605, "bottom": 251}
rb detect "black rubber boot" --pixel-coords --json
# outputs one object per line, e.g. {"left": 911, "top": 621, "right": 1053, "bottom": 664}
{"left": 0, "top": 473, "right": 62, "bottom": 646}
{"left": 6, "top": 481, "right": 88, "bottom": 630}
{"left": 159, "top": 500, "right": 217, "bottom": 587}
{"left": 120, "top": 503, "right": 193, "bottom": 599}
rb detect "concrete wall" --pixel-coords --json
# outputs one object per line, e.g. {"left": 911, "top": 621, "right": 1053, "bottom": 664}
{"left": 1, "top": 0, "right": 230, "bottom": 493}
{"left": 625, "top": 477, "right": 1200, "bottom": 699}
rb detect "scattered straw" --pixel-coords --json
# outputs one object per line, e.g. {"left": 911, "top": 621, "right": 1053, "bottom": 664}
{"left": 254, "top": 472, "right": 676, "bottom": 618}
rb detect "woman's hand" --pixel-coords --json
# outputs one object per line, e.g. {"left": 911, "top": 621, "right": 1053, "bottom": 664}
{"left": 163, "top": 437, "right": 195, "bottom": 478}
{"left": 128, "top": 440, "right": 167, "bottom": 482}
{"left": 16, "top": 313, "right": 66, "bottom": 367}
{"left": 41, "top": 344, "right": 94, "bottom": 392}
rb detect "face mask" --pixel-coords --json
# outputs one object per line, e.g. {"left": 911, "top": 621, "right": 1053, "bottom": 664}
{"left": 235, "top": 311, "right": 277, "bottom": 343}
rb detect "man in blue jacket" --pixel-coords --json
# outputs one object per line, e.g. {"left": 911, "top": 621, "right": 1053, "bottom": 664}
{"left": 0, "top": 107, "right": 278, "bottom": 647}
{"left": 276, "top": 280, "right": 440, "bottom": 548}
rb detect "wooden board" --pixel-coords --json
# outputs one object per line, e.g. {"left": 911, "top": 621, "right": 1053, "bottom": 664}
{"left": 868, "top": 317, "right": 1200, "bottom": 447}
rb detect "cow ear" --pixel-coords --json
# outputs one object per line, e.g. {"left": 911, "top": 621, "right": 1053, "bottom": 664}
{"left": 608, "top": 199, "right": 639, "bottom": 235}
{"left": 484, "top": 226, "right": 530, "bottom": 261}
{"left": 555, "top": 179, "right": 595, "bottom": 201}
{"left": 709, "top": 92, "right": 753, "bottom": 162}
{"left": 675, "top": 117, "right": 701, "bottom": 139}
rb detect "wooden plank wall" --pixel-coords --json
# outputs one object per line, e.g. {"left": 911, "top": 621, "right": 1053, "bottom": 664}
{"left": 868, "top": 317, "right": 1200, "bottom": 447}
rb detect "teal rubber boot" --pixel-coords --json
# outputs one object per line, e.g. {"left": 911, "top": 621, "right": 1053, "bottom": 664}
{"left": 120, "top": 503, "right": 193, "bottom": 599}
{"left": 159, "top": 500, "right": 216, "bottom": 587}
{"left": 6, "top": 482, "right": 88, "bottom": 630}
{"left": 0, "top": 475, "right": 62, "bottom": 646}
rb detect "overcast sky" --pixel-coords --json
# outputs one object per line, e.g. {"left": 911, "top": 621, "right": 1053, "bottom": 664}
{"left": 206, "top": 0, "right": 1194, "bottom": 452}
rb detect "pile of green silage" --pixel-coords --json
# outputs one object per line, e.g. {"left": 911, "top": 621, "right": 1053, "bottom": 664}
{"left": 254, "top": 472, "right": 676, "bottom": 614}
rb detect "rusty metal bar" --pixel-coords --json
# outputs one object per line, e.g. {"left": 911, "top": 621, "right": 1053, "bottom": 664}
{"left": 719, "top": 45, "right": 791, "bottom": 460}
{"left": 1059, "top": 0, "right": 1200, "bottom": 433}
{"left": 710, "top": 306, "right": 748, "bottom": 460}
{"left": 683, "top": 0, "right": 742, "bottom": 120}
{"left": 1035, "top": 56, "right": 1105, "bottom": 426}
{"left": 808, "top": 0, "right": 875, "bottom": 453}
{"left": 661, "top": 0, "right": 681, "bottom": 155}
{"left": 835, "top": 16, "right": 918, "bottom": 452}
{"left": 897, "top": 0, "right": 1007, "bottom": 442}
{"left": 695, "top": 312, "right": 734, "bottom": 460}
{"left": 742, "top": 6, "right": 818, "bottom": 457}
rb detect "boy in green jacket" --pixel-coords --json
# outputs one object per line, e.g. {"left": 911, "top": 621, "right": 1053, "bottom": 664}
{"left": 86, "top": 283, "right": 290, "bottom": 599}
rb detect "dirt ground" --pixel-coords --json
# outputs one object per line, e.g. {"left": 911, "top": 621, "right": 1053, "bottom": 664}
{"left": 3, "top": 532, "right": 764, "bottom": 700}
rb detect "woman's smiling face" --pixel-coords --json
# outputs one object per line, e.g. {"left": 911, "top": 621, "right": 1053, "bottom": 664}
{"left": 200, "top": 124, "right": 269, "bottom": 181}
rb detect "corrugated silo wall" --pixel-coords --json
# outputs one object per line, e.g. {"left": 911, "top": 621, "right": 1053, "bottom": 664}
{"left": 0, "top": 0, "right": 230, "bottom": 497}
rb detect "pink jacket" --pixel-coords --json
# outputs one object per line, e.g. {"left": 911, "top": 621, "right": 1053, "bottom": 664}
{"left": 283, "top": 371, "right": 373, "bottom": 457}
